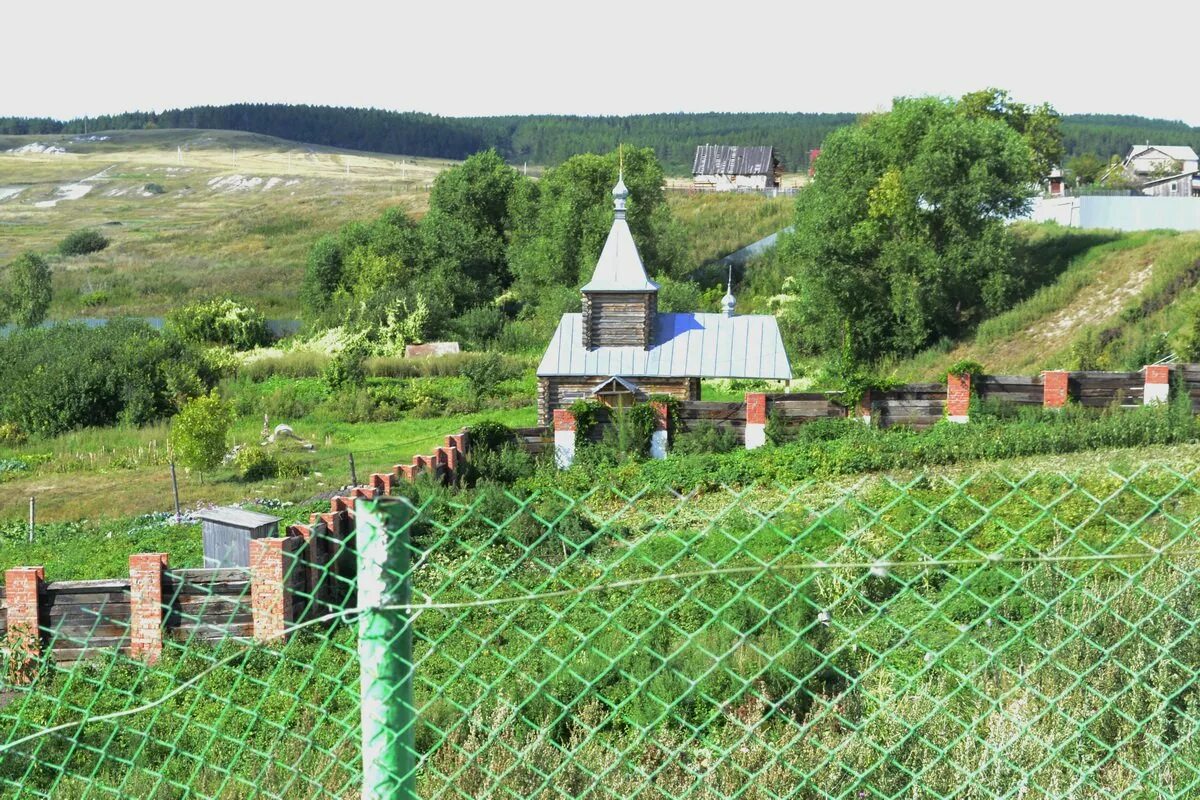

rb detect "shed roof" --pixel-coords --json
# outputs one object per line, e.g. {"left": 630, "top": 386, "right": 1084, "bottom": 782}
{"left": 537, "top": 312, "right": 792, "bottom": 380}
{"left": 692, "top": 145, "right": 779, "bottom": 177}
{"left": 195, "top": 507, "right": 282, "bottom": 530}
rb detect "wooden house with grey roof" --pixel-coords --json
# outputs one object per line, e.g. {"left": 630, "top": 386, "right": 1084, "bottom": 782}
{"left": 535, "top": 175, "right": 792, "bottom": 423}
{"left": 692, "top": 145, "right": 783, "bottom": 191}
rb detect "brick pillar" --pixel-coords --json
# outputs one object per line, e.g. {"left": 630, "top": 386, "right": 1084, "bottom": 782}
{"left": 857, "top": 389, "right": 873, "bottom": 425}
{"left": 553, "top": 408, "right": 576, "bottom": 469}
{"left": 129, "top": 553, "right": 168, "bottom": 661}
{"left": 745, "top": 393, "right": 767, "bottom": 448}
{"left": 4, "top": 567, "right": 44, "bottom": 673}
{"left": 1144, "top": 365, "right": 1171, "bottom": 405}
{"left": 946, "top": 373, "right": 970, "bottom": 423}
{"left": 1043, "top": 370, "right": 1070, "bottom": 409}
{"left": 251, "top": 538, "right": 297, "bottom": 643}
{"left": 649, "top": 401, "right": 669, "bottom": 459}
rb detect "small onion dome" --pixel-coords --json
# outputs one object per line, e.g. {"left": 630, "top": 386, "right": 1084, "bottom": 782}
{"left": 721, "top": 266, "right": 736, "bottom": 317}
{"left": 612, "top": 174, "right": 628, "bottom": 218}
{"left": 721, "top": 288, "right": 736, "bottom": 317}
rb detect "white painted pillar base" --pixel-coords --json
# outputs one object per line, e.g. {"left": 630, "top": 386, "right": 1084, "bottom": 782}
{"left": 745, "top": 423, "right": 766, "bottom": 449}
{"left": 946, "top": 415, "right": 969, "bottom": 424}
{"left": 1144, "top": 383, "right": 1169, "bottom": 405}
{"left": 650, "top": 429, "right": 668, "bottom": 459}
{"left": 554, "top": 430, "right": 575, "bottom": 469}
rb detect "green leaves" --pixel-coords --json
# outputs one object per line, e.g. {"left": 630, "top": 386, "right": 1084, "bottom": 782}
{"left": 168, "top": 391, "right": 233, "bottom": 474}
{"left": 786, "top": 93, "right": 1050, "bottom": 361}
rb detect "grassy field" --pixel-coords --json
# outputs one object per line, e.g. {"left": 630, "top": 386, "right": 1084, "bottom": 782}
{"left": 667, "top": 192, "right": 792, "bottom": 270}
{"left": 0, "top": 129, "right": 451, "bottom": 317}
{"left": 0, "top": 130, "right": 797, "bottom": 319}
{"left": 0, "top": 396, "right": 536, "bottom": 524}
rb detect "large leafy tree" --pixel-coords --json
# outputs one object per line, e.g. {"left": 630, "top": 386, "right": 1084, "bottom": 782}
{"left": 784, "top": 94, "right": 1042, "bottom": 361}
{"left": 958, "top": 88, "right": 1064, "bottom": 179}
{"left": 3, "top": 252, "right": 52, "bottom": 329}
{"left": 508, "top": 146, "right": 685, "bottom": 298}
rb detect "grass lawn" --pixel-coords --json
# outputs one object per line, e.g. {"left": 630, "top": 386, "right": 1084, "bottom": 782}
{"left": 0, "top": 404, "right": 537, "bottom": 524}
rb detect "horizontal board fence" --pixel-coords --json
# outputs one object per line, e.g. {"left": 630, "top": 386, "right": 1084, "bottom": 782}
{"left": 42, "top": 579, "right": 132, "bottom": 663}
{"left": 1, "top": 431, "right": 475, "bottom": 665}
{"left": 872, "top": 383, "right": 945, "bottom": 430}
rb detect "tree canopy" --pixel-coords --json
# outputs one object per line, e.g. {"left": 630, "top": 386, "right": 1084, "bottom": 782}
{"left": 302, "top": 146, "right": 685, "bottom": 351}
{"left": 781, "top": 94, "right": 1046, "bottom": 361}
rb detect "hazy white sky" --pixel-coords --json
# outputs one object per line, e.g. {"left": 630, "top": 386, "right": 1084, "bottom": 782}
{"left": 6, "top": 0, "right": 1198, "bottom": 125}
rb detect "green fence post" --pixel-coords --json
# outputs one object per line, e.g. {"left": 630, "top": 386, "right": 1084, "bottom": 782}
{"left": 357, "top": 497, "right": 417, "bottom": 800}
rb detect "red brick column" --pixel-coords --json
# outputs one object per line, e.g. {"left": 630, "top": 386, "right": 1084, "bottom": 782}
{"left": 1144, "top": 364, "right": 1171, "bottom": 405}
{"left": 553, "top": 408, "right": 576, "bottom": 468}
{"left": 857, "top": 389, "right": 873, "bottom": 425}
{"left": 745, "top": 393, "right": 767, "bottom": 448}
{"left": 946, "top": 374, "right": 971, "bottom": 423}
{"left": 4, "top": 567, "right": 44, "bottom": 671}
{"left": 251, "top": 538, "right": 298, "bottom": 643}
{"left": 1043, "top": 370, "right": 1070, "bottom": 409}
{"left": 649, "top": 401, "right": 670, "bottom": 459}
{"left": 129, "top": 553, "right": 168, "bottom": 661}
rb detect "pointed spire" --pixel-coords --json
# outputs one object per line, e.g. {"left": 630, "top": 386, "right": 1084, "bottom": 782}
{"left": 581, "top": 168, "right": 658, "bottom": 294}
{"left": 613, "top": 147, "right": 628, "bottom": 220}
{"left": 721, "top": 265, "right": 736, "bottom": 317}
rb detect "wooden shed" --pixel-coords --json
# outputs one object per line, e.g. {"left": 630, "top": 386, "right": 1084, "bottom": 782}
{"left": 196, "top": 507, "right": 282, "bottom": 569}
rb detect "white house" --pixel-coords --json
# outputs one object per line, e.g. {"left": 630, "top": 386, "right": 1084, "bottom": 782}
{"left": 1121, "top": 144, "right": 1199, "bottom": 178}
{"left": 692, "top": 145, "right": 783, "bottom": 191}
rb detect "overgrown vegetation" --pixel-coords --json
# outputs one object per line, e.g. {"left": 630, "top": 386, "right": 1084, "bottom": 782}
{"left": 0, "top": 321, "right": 217, "bottom": 438}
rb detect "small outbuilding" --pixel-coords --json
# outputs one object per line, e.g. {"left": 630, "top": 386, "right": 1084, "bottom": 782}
{"left": 692, "top": 145, "right": 783, "bottom": 191}
{"left": 196, "top": 507, "right": 282, "bottom": 569}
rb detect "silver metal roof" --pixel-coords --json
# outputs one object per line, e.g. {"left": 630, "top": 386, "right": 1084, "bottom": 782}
{"left": 537, "top": 313, "right": 793, "bottom": 380}
{"left": 1127, "top": 144, "right": 1199, "bottom": 163}
{"left": 195, "top": 507, "right": 282, "bottom": 530}
{"left": 580, "top": 179, "right": 659, "bottom": 293}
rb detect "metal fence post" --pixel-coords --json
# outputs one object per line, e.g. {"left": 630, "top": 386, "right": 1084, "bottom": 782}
{"left": 356, "top": 497, "right": 416, "bottom": 800}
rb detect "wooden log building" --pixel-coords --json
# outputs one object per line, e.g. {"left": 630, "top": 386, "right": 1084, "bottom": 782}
{"left": 535, "top": 175, "right": 792, "bottom": 424}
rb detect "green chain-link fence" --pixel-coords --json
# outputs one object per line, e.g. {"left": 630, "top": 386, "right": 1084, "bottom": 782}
{"left": 3, "top": 466, "right": 1200, "bottom": 798}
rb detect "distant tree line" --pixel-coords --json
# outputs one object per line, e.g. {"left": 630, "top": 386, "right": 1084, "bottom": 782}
{"left": 2, "top": 104, "right": 1190, "bottom": 172}
{"left": 9, "top": 103, "right": 1192, "bottom": 173}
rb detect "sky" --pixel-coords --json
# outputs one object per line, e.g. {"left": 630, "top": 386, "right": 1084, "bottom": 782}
{"left": 6, "top": 0, "right": 1199, "bottom": 125}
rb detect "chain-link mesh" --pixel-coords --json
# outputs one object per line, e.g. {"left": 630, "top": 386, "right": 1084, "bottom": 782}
{"left": 3, "top": 466, "right": 1200, "bottom": 798}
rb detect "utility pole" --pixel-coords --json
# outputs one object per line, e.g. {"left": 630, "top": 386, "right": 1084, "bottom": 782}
{"left": 28, "top": 496, "right": 35, "bottom": 544}
{"left": 349, "top": 453, "right": 358, "bottom": 486}
{"left": 170, "top": 461, "right": 182, "bottom": 522}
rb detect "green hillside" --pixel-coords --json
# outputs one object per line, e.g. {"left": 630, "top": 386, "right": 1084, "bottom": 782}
{"left": 886, "top": 226, "right": 1200, "bottom": 379}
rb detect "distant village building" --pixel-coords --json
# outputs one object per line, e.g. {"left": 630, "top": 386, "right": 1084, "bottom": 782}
{"left": 1103, "top": 144, "right": 1200, "bottom": 197}
{"left": 691, "top": 145, "right": 783, "bottom": 191}
{"left": 1121, "top": 144, "right": 1199, "bottom": 178}
{"left": 1045, "top": 167, "right": 1066, "bottom": 197}
{"left": 535, "top": 175, "right": 792, "bottom": 424}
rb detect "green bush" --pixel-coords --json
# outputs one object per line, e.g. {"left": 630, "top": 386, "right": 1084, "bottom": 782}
{"left": 0, "top": 321, "right": 217, "bottom": 437}
{"left": 324, "top": 341, "right": 368, "bottom": 391}
{"left": 234, "top": 446, "right": 277, "bottom": 481}
{"left": 143, "top": 183, "right": 166, "bottom": 195}
{"left": 673, "top": 421, "right": 737, "bottom": 455}
{"left": 169, "top": 392, "right": 233, "bottom": 475}
{"left": 451, "top": 306, "right": 508, "bottom": 349}
{"left": 58, "top": 229, "right": 109, "bottom": 256}
{"left": 167, "top": 299, "right": 271, "bottom": 350}
{"left": 460, "top": 352, "right": 513, "bottom": 400}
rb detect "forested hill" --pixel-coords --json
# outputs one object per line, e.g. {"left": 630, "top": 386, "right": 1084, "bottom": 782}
{"left": 3, "top": 104, "right": 1199, "bottom": 172}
